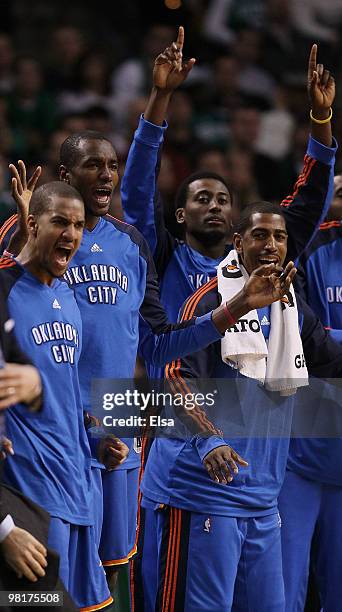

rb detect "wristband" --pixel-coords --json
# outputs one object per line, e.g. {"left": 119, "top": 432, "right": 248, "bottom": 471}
{"left": 310, "top": 108, "right": 332, "bottom": 124}
{"left": 223, "top": 303, "right": 237, "bottom": 327}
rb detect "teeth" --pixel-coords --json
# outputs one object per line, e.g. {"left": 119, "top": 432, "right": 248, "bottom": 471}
{"left": 95, "top": 190, "right": 110, "bottom": 203}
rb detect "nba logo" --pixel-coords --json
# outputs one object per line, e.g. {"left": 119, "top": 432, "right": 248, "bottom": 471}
{"left": 204, "top": 518, "right": 211, "bottom": 533}
{"left": 134, "top": 436, "right": 142, "bottom": 453}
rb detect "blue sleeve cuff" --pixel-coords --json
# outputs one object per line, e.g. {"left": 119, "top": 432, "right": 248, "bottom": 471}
{"left": 307, "top": 135, "right": 338, "bottom": 165}
{"left": 134, "top": 114, "right": 168, "bottom": 147}
{"left": 194, "top": 435, "right": 226, "bottom": 462}
{"left": 194, "top": 311, "right": 224, "bottom": 342}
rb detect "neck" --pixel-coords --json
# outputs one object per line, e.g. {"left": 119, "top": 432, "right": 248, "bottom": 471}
{"left": 85, "top": 212, "right": 100, "bottom": 231}
{"left": 186, "top": 232, "right": 228, "bottom": 259}
{"left": 17, "top": 244, "right": 54, "bottom": 286}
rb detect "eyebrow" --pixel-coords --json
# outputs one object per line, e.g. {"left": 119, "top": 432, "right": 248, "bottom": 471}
{"left": 194, "top": 189, "right": 229, "bottom": 196}
{"left": 251, "top": 226, "right": 288, "bottom": 234}
{"left": 51, "top": 214, "right": 85, "bottom": 223}
{"left": 83, "top": 155, "right": 118, "bottom": 163}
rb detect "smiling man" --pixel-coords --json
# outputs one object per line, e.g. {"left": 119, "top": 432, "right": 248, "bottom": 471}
{"left": 141, "top": 201, "right": 342, "bottom": 612}
{"left": 0, "top": 182, "right": 113, "bottom": 611}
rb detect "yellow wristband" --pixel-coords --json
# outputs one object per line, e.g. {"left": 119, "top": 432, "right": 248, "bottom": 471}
{"left": 310, "top": 108, "right": 333, "bottom": 124}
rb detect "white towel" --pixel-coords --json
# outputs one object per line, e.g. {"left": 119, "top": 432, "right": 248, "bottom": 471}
{"left": 217, "top": 249, "right": 308, "bottom": 395}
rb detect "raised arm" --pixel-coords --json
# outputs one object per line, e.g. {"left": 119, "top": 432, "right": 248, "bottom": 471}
{"left": 281, "top": 44, "right": 336, "bottom": 261}
{"left": 121, "top": 27, "right": 195, "bottom": 276}
{"left": 0, "top": 161, "right": 41, "bottom": 256}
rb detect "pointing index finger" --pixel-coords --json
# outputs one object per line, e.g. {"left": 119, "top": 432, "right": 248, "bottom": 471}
{"left": 308, "top": 43, "right": 317, "bottom": 81}
{"left": 176, "top": 25, "right": 184, "bottom": 50}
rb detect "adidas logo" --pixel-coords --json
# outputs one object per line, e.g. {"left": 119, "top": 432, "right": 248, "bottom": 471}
{"left": 91, "top": 243, "right": 103, "bottom": 253}
{"left": 260, "top": 315, "right": 270, "bottom": 326}
{"left": 52, "top": 299, "right": 61, "bottom": 309}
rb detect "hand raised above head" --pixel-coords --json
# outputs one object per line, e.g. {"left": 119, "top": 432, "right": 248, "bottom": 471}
{"left": 152, "top": 26, "right": 196, "bottom": 92}
{"left": 307, "top": 43, "right": 335, "bottom": 115}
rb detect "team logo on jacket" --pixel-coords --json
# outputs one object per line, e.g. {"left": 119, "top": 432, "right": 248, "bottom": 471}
{"left": 188, "top": 273, "right": 212, "bottom": 289}
{"left": 327, "top": 286, "right": 342, "bottom": 303}
{"left": 64, "top": 264, "right": 128, "bottom": 305}
{"left": 31, "top": 321, "right": 80, "bottom": 365}
{"left": 204, "top": 518, "right": 211, "bottom": 533}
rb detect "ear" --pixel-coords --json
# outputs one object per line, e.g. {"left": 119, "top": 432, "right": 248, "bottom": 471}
{"left": 233, "top": 232, "right": 243, "bottom": 254}
{"left": 59, "top": 165, "right": 70, "bottom": 183}
{"left": 27, "top": 214, "right": 38, "bottom": 237}
{"left": 175, "top": 207, "right": 185, "bottom": 224}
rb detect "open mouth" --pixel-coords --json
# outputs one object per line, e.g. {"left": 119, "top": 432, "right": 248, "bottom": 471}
{"left": 54, "top": 246, "right": 72, "bottom": 267}
{"left": 258, "top": 257, "right": 279, "bottom": 265}
{"left": 93, "top": 188, "right": 112, "bottom": 205}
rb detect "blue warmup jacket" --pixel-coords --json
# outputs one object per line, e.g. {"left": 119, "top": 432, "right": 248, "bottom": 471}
{"left": 296, "top": 220, "right": 342, "bottom": 343}
{"left": 288, "top": 221, "right": 342, "bottom": 485}
{"left": 141, "top": 278, "right": 342, "bottom": 517}
{"left": 0, "top": 260, "right": 93, "bottom": 525}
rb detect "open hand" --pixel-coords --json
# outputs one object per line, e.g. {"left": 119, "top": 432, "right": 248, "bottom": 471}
{"left": 10, "top": 160, "right": 41, "bottom": 220}
{"left": 7, "top": 161, "right": 41, "bottom": 255}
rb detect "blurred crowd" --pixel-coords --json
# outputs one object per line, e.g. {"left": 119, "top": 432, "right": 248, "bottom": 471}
{"left": 0, "top": 0, "right": 342, "bottom": 229}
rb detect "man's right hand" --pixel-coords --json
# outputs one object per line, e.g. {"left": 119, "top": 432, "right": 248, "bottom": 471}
{"left": 243, "top": 261, "right": 297, "bottom": 311}
{"left": 97, "top": 435, "right": 129, "bottom": 470}
{"left": 0, "top": 527, "right": 47, "bottom": 582}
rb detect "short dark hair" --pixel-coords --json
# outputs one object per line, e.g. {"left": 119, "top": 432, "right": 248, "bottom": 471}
{"left": 234, "top": 201, "right": 285, "bottom": 235}
{"left": 174, "top": 171, "right": 233, "bottom": 211}
{"left": 29, "top": 181, "right": 84, "bottom": 217}
{"left": 59, "top": 130, "right": 113, "bottom": 169}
